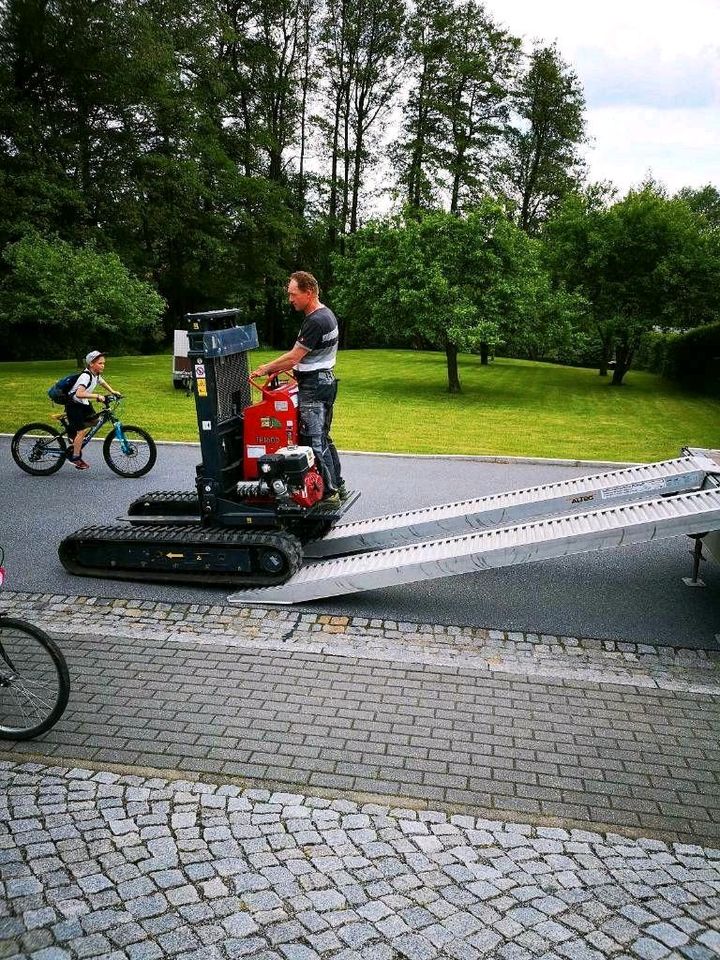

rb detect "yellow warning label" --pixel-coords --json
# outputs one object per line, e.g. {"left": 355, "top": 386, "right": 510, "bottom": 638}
{"left": 197, "top": 378, "right": 207, "bottom": 397}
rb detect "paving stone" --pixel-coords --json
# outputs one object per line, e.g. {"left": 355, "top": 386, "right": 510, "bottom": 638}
{"left": 3, "top": 709, "right": 720, "bottom": 960}
{"left": 629, "top": 937, "right": 671, "bottom": 960}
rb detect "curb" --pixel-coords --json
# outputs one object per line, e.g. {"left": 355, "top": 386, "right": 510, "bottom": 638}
{"left": 0, "top": 433, "right": 637, "bottom": 469}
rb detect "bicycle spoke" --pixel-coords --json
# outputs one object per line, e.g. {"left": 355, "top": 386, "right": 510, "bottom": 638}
{"left": 8, "top": 683, "right": 47, "bottom": 725}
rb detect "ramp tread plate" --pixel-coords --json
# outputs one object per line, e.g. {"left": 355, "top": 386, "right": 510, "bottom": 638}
{"left": 320, "top": 457, "right": 701, "bottom": 541}
{"left": 233, "top": 488, "right": 720, "bottom": 604}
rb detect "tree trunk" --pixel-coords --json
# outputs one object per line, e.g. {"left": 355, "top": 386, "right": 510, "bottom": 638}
{"left": 446, "top": 341, "right": 461, "bottom": 393}
{"left": 610, "top": 342, "right": 633, "bottom": 385}
{"left": 480, "top": 341, "right": 489, "bottom": 365}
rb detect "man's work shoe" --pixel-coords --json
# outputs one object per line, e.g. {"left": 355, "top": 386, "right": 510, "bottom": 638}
{"left": 322, "top": 491, "right": 341, "bottom": 506}
{"left": 338, "top": 481, "right": 349, "bottom": 502}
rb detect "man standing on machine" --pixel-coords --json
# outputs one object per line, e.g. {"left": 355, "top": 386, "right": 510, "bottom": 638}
{"left": 250, "top": 271, "right": 345, "bottom": 503}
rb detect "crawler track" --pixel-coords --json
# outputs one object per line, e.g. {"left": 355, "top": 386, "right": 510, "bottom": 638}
{"left": 59, "top": 524, "right": 303, "bottom": 587}
{"left": 128, "top": 490, "right": 200, "bottom": 521}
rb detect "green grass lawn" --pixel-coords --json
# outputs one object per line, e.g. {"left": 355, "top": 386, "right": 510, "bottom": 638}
{"left": 1, "top": 349, "right": 718, "bottom": 462}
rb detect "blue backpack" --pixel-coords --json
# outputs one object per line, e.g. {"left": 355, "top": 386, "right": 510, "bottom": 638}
{"left": 48, "top": 372, "right": 82, "bottom": 405}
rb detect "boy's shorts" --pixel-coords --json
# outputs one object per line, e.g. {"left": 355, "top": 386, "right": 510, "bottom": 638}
{"left": 65, "top": 401, "right": 98, "bottom": 436}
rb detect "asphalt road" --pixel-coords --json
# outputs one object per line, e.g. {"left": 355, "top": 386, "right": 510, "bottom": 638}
{"left": 1, "top": 437, "right": 718, "bottom": 648}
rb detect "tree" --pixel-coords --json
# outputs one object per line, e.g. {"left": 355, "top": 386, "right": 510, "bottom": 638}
{"left": 543, "top": 186, "right": 720, "bottom": 384}
{"left": 316, "top": 0, "right": 405, "bottom": 254}
{"left": 438, "top": 2, "right": 519, "bottom": 213}
{"left": 332, "top": 202, "right": 546, "bottom": 392}
{"left": 347, "top": 0, "right": 405, "bottom": 234}
{"left": 0, "top": 234, "right": 165, "bottom": 360}
{"left": 500, "top": 44, "right": 586, "bottom": 233}
{"left": 393, "top": 0, "right": 454, "bottom": 209}
{"left": 676, "top": 184, "right": 720, "bottom": 231}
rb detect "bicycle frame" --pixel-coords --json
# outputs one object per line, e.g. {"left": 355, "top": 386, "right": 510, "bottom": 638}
{"left": 31, "top": 398, "right": 132, "bottom": 460}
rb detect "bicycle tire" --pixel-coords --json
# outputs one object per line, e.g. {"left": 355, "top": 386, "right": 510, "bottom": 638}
{"left": 11, "top": 423, "right": 67, "bottom": 476}
{"left": 103, "top": 425, "right": 157, "bottom": 478}
{"left": 0, "top": 617, "right": 70, "bottom": 740}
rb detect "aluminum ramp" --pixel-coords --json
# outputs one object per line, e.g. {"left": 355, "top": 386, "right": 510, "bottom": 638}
{"left": 304, "top": 452, "right": 719, "bottom": 558}
{"left": 229, "top": 487, "right": 720, "bottom": 605}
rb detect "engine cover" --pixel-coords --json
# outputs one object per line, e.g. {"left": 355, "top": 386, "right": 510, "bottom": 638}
{"left": 257, "top": 446, "right": 324, "bottom": 508}
{"left": 257, "top": 446, "right": 315, "bottom": 481}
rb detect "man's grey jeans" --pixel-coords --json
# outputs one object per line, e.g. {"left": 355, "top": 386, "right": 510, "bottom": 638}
{"left": 297, "top": 369, "right": 342, "bottom": 494}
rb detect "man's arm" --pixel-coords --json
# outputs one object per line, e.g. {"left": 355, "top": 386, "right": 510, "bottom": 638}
{"left": 251, "top": 343, "right": 308, "bottom": 379}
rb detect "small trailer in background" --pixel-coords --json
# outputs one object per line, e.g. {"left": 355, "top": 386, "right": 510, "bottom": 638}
{"left": 172, "top": 329, "right": 191, "bottom": 388}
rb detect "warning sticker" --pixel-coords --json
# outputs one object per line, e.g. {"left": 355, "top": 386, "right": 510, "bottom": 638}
{"left": 197, "top": 378, "right": 207, "bottom": 397}
{"left": 247, "top": 445, "right": 266, "bottom": 459}
{"left": 202, "top": 420, "right": 212, "bottom": 431}
{"left": 600, "top": 478, "right": 667, "bottom": 500}
{"left": 194, "top": 363, "right": 206, "bottom": 378}
{"left": 274, "top": 401, "right": 288, "bottom": 412}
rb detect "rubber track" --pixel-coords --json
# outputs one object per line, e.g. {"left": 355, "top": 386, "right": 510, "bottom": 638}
{"left": 59, "top": 524, "right": 303, "bottom": 587}
{"left": 128, "top": 490, "right": 199, "bottom": 515}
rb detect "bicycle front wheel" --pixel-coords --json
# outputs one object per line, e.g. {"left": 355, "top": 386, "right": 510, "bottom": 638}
{"left": 11, "top": 423, "right": 67, "bottom": 476}
{"left": 0, "top": 617, "right": 70, "bottom": 740}
{"left": 103, "top": 425, "right": 157, "bottom": 478}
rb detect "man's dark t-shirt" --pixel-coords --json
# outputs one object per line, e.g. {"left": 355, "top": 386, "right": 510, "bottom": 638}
{"left": 295, "top": 306, "right": 338, "bottom": 373}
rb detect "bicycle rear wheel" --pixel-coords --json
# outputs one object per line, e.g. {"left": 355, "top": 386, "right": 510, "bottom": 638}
{"left": 0, "top": 617, "right": 70, "bottom": 740}
{"left": 103, "top": 425, "right": 157, "bottom": 478}
{"left": 11, "top": 423, "right": 67, "bottom": 476}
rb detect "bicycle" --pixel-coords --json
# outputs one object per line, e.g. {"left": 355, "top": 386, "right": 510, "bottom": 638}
{"left": 11, "top": 394, "right": 157, "bottom": 479}
{"left": 0, "top": 548, "right": 70, "bottom": 740}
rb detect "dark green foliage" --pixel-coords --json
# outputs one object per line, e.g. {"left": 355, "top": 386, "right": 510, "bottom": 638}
{"left": 671, "top": 324, "right": 720, "bottom": 395}
{"left": 543, "top": 185, "right": 720, "bottom": 384}
{"left": 499, "top": 44, "right": 586, "bottom": 233}
{"left": 0, "top": 234, "right": 165, "bottom": 360}
{"left": 332, "top": 202, "right": 565, "bottom": 392}
{"left": 0, "top": 0, "right": 716, "bottom": 378}
{"left": 636, "top": 325, "right": 720, "bottom": 396}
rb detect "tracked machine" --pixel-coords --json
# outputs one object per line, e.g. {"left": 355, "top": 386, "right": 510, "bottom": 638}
{"left": 59, "top": 307, "right": 720, "bottom": 601}
{"left": 59, "top": 310, "right": 358, "bottom": 587}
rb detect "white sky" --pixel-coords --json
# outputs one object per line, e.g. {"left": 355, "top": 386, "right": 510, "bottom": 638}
{"left": 483, "top": 0, "right": 720, "bottom": 194}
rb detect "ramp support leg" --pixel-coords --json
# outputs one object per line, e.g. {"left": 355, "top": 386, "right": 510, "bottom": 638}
{"left": 682, "top": 535, "right": 706, "bottom": 587}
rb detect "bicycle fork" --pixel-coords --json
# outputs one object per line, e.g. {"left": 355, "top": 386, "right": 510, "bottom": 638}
{"left": 113, "top": 422, "right": 133, "bottom": 456}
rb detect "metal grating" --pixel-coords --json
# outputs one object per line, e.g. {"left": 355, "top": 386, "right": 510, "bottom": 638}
{"left": 304, "top": 456, "right": 714, "bottom": 557}
{"left": 230, "top": 487, "right": 720, "bottom": 605}
{"left": 212, "top": 353, "right": 251, "bottom": 423}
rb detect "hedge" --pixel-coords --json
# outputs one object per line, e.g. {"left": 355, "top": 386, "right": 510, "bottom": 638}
{"left": 635, "top": 323, "right": 720, "bottom": 395}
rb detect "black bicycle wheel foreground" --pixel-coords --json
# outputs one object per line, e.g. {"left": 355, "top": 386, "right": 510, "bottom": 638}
{"left": 0, "top": 617, "right": 70, "bottom": 740}
{"left": 103, "top": 425, "right": 157, "bottom": 478}
{"left": 11, "top": 422, "right": 67, "bottom": 476}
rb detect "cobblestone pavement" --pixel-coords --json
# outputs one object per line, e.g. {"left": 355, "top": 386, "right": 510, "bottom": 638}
{"left": 2, "top": 760, "right": 719, "bottom": 960}
{"left": 1, "top": 592, "right": 719, "bottom": 847}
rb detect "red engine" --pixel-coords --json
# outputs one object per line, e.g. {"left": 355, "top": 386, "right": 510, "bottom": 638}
{"left": 242, "top": 375, "right": 324, "bottom": 508}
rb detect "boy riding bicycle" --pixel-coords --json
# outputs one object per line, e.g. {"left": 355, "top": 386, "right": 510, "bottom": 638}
{"left": 66, "top": 351, "right": 119, "bottom": 469}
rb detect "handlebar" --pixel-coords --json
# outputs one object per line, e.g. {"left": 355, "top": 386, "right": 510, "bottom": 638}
{"left": 248, "top": 372, "right": 296, "bottom": 391}
{"left": 102, "top": 393, "right": 124, "bottom": 406}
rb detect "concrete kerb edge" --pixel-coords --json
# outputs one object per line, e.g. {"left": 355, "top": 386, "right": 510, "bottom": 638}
{"left": 0, "top": 433, "right": 638, "bottom": 468}
{"left": 0, "top": 748, "right": 701, "bottom": 846}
